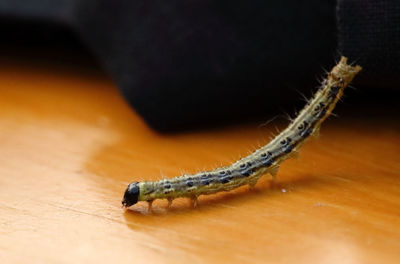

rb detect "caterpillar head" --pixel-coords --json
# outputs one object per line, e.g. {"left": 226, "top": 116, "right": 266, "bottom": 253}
{"left": 122, "top": 182, "right": 140, "bottom": 207}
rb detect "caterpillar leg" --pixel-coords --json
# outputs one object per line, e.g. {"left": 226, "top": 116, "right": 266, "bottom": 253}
{"left": 147, "top": 200, "right": 153, "bottom": 213}
{"left": 312, "top": 127, "right": 321, "bottom": 138}
{"left": 248, "top": 168, "right": 267, "bottom": 189}
{"left": 288, "top": 150, "right": 299, "bottom": 160}
{"left": 191, "top": 196, "right": 198, "bottom": 208}
{"left": 268, "top": 165, "right": 280, "bottom": 179}
{"left": 248, "top": 179, "right": 258, "bottom": 189}
{"left": 167, "top": 198, "right": 173, "bottom": 209}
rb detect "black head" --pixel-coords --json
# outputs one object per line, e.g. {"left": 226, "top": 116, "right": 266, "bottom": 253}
{"left": 122, "top": 182, "right": 140, "bottom": 207}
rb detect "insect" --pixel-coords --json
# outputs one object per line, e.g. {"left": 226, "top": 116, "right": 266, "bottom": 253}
{"left": 122, "top": 56, "right": 362, "bottom": 210}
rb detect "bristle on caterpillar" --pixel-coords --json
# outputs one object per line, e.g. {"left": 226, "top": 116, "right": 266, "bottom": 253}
{"left": 122, "top": 56, "right": 362, "bottom": 210}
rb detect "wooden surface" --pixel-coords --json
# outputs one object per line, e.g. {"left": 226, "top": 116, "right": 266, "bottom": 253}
{"left": 0, "top": 59, "right": 400, "bottom": 264}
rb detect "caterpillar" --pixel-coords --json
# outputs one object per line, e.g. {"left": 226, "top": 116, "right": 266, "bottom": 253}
{"left": 122, "top": 56, "right": 362, "bottom": 210}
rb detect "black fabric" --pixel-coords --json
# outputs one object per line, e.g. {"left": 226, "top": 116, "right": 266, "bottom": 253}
{"left": 74, "top": 1, "right": 337, "bottom": 131}
{"left": 0, "top": 1, "right": 398, "bottom": 131}
{"left": 337, "top": 0, "right": 400, "bottom": 88}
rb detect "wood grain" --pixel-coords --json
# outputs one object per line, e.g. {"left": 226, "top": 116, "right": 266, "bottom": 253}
{"left": 0, "top": 59, "right": 399, "bottom": 264}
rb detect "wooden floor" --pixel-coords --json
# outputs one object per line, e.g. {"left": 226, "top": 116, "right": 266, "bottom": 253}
{"left": 0, "top": 59, "right": 399, "bottom": 264}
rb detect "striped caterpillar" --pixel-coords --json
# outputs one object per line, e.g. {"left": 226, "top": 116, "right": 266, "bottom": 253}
{"left": 122, "top": 56, "right": 362, "bottom": 210}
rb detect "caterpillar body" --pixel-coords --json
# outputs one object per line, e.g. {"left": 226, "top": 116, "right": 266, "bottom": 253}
{"left": 122, "top": 56, "right": 362, "bottom": 210}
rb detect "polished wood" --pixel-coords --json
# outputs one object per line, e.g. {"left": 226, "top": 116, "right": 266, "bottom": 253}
{"left": 0, "top": 59, "right": 399, "bottom": 263}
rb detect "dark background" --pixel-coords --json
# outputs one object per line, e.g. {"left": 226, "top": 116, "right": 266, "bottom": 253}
{"left": 1, "top": 0, "right": 399, "bottom": 132}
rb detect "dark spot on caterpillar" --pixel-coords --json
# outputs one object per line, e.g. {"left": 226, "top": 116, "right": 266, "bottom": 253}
{"left": 220, "top": 178, "right": 229, "bottom": 184}
{"left": 328, "top": 85, "right": 340, "bottom": 98}
{"left": 240, "top": 162, "right": 252, "bottom": 168}
{"left": 201, "top": 179, "right": 210, "bottom": 185}
{"left": 206, "top": 174, "right": 217, "bottom": 183}
{"left": 283, "top": 144, "right": 294, "bottom": 153}
{"left": 241, "top": 162, "right": 253, "bottom": 169}
{"left": 226, "top": 170, "right": 232, "bottom": 175}
{"left": 238, "top": 161, "right": 255, "bottom": 177}
{"left": 200, "top": 174, "right": 211, "bottom": 185}
{"left": 318, "top": 108, "right": 327, "bottom": 118}
{"left": 260, "top": 151, "right": 272, "bottom": 164}
{"left": 164, "top": 184, "right": 171, "bottom": 189}
{"left": 240, "top": 167, "right": 253, "bottom": 177}
{"left": 261, "top": 159, "right": 273, "bottom": 167}
{"left": 298, "top": 121, "right": 308, "bottom": 131}
{"left": 220, "top": 171, "right": 226, "bottom": 175}
{"left": 186, "top": 181, "right": 194, "bottom": 187}
{"left": 301, "top": 128, "right": 313, "bottom": 139}
{"left": 318, "top": 103, "right": 329, "bottom": 117}
{"left": 241, "top": 170, "right": 252, "bottom": 177}
{"left": 266, "top": 151, "right": 272, "bottom": 157}
{"left": 314, "top": 102, "right": 325, "bottom": 112}
{"left": 220, "top": 176, "right": 231, "bottom": 184}
{"left": 280, "top": 137, "right": 291, "bottom": 146}
{"left": 328, "top": 90, "right": 338, "bottom": 98}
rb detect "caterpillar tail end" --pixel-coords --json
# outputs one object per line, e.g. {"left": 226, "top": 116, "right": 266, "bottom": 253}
{"left": 334, "top": 56, "right": 362, "bottom": 83}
